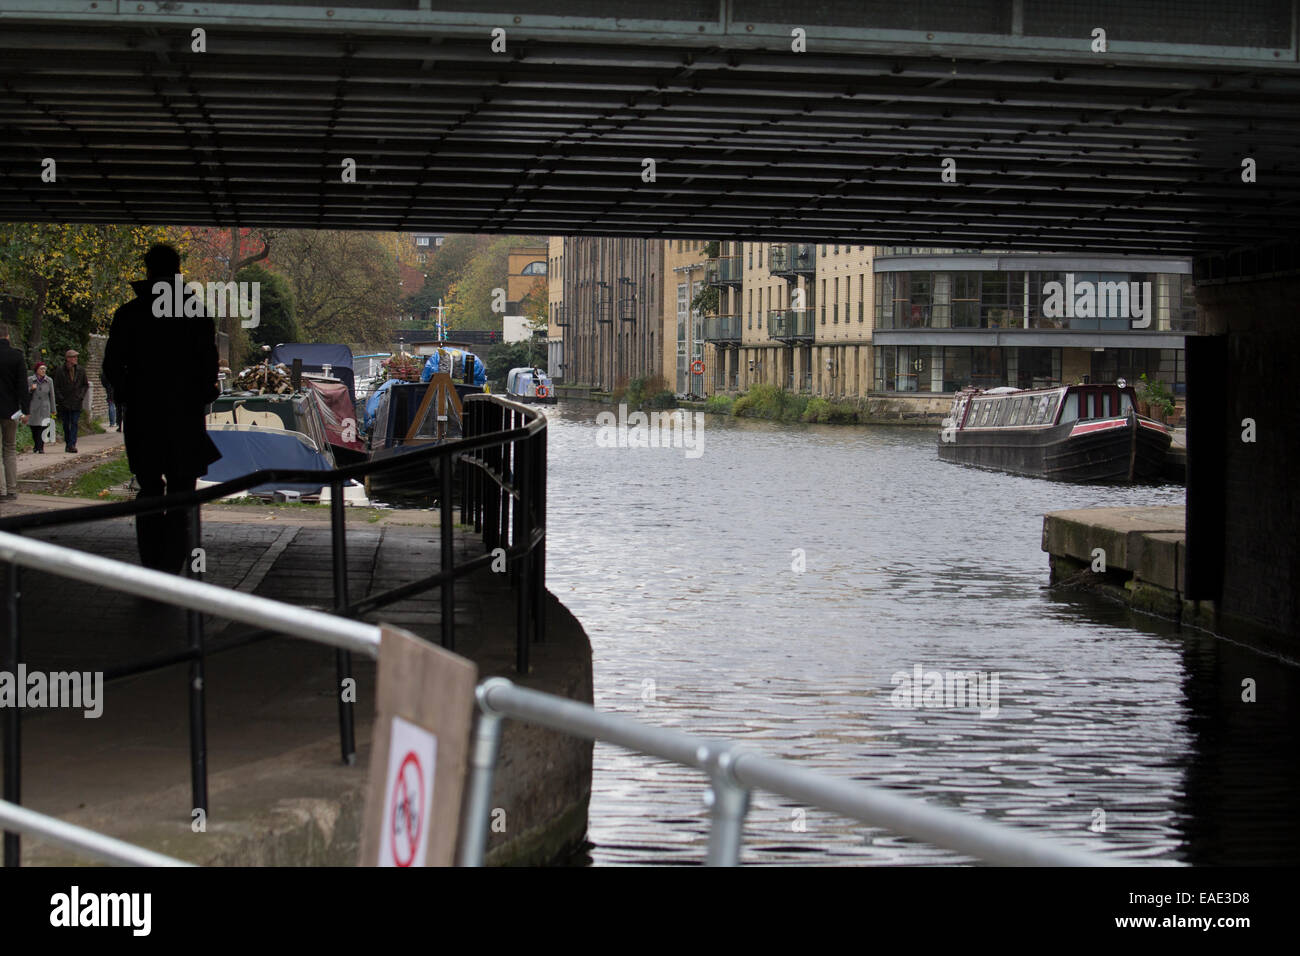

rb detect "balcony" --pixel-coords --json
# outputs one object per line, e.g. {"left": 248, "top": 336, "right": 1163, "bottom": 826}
{"left": 554, "top": 304, "right": 569, "bottom": 328}
{"left": 768, "top": 242, "right": 815, "bottom": 280}
{"left": 767, "top": 309, "right": 814, "bottom": 341}
{"left": 703, "top": 314, "right": 742, "bottom": 343}
{"left": 706, "top": 256, "right": 743, "bottom": 288}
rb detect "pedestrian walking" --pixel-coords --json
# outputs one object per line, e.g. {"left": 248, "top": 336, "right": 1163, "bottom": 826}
{"left": 103, "top": 375, "right": 119, "bottom": 430}
{"left": 51, "top": 348, "right": 88, "bottom": 453}
{"left": 0, "top": 325, "right": 32, "bottom": 499}
{"left": 28, "top": 362, "right": 55, "bottom": 453}
{"left": 103, "top": 243, "right": 220, "bottom": 573}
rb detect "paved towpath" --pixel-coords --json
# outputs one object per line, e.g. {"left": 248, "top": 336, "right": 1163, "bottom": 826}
{"left": 4, "top": 501, "right": 589, "bottom": 865}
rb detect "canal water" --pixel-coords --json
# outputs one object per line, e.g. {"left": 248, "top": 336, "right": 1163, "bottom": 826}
{"left": 543, "top": 403, "right": 1300, "bottom": 865}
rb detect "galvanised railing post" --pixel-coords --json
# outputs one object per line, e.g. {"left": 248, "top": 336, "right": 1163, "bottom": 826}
{"left": 456, "top": 678, "right": 508, "bottom": 867}
{"left": 440, "top": 452, "right": 455, "bottom": 650}
{"left": 186, "top": 505, "right": 208, "bottom": 819}
{"left": 513, "top": 422, "right": 531, "bottom": 675}
{"left": 705, "top": 749, "right": 751, "bottom": 867}
{"left": 531, "top": 426, "right": 546, "bottom": 644}
{"left": 3, "top": 555, "right": 21, "bottom": 867}
{"left": 330, "top": 482, "right": 356, "bottom": 765}
{"left": 498, "top": 409, "right": 511, "bottom": 556}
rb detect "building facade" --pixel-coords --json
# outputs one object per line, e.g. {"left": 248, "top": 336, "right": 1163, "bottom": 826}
{"left": 546, "top": 236, "right": 565, "bottom": 377}
{"left": 664, "top": 240, "right": 710, "bottom": 394}
{"left": 871, "top": 250, "right": 1194, "bottom": 399}
{"left": 551, "top": 239, "right": 1195, "bottom": 405}
{"left": 546, "top": 236, "right": 664, "bottom": 390}
{"left": 715, "top": 242, "right": 875, "bottom": 398}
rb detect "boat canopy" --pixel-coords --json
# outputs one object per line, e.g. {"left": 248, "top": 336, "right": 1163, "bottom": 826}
{"left": 270, "top": 343, "right": 356, "bottom": 399}
{"left": 303, "top": 378, "right": 363, "bottom": 453}
{"left": 208, "top": 391, "right": 332, "bottom": 457}
{"left": 505, "top": 367, "right": 552, "bottom": 396}
{"left": 204, "top": 425, "right": 331, "bottom": 496}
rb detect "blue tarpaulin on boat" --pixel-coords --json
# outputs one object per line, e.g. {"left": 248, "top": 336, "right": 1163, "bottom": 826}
{"left": 206, "top": 428, "right": 332, "bottom": 495}
{"left": 420, "top": 348, "right": 486, "bottom": 386}
{"left": 364, "top": 378, "right": 397, "bottom": 433}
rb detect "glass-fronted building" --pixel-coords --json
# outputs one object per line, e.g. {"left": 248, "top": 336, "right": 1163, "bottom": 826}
{"left": 872, "top": 252, "right": 1194, "bottom": 396}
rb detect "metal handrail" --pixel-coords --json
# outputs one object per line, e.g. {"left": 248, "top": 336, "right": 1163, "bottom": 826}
{"left": 460, "top": 678, "right": 1112, "bottom": 867}
{"left": 0, "top": 531, "right": 382, "bottom": 658}
{"left": 0, "top": 799, "right": 192, "bottom": 867}
{"left": 0, "top": 530, "right": 383, "bottom": 867}
{"left": 0, "top": 392, "right": 544, "bottom": 533}
{"left": 3, "top": 390, "right": 546, "bottom": 865}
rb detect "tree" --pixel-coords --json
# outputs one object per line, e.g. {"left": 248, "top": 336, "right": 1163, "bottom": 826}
{"left": 404, "top": 234, "right": 491, "bottom": 316}
{"left": 174, "top": 226, "right": 272, "bottom": 359}
{"left": 520, "top": 277, "right": 548, "bottom": 332}
{"left": 444, "top": 235, "right": 530, "bottom": 331}
{"left": 271, "top": 230, "right": 401, "bottom": 348}
{"left": 237, "top": 263, "right": 298, "bottom": 361}
{"left": 0, "top": 223, "right": 170, "bottom": 363}
{"left": 483, "top": 340, "right": 539, "bottom": 389}
{"left": 691, "top": 284, "right": 720, "bottom": 316}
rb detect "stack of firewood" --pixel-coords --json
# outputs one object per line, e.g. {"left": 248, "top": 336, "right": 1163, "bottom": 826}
{"left": 233, "top": 362, "right": 293, "bottom": 394}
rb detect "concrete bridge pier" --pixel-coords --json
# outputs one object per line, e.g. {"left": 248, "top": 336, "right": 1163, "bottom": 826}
{"left": 1189, "top": 266, "right": 1300, "bottom": 656}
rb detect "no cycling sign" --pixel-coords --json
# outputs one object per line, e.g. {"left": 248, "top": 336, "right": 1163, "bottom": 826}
{"left": 359, "top": 626, "right": 477, "bottom": 868}
{"left": 380, "top": 717, "right": 438, "bottom": 867}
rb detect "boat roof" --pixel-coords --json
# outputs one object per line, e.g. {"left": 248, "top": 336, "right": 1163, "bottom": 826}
{"left": 270, "top": 343, "right": 354, "bottom": 370}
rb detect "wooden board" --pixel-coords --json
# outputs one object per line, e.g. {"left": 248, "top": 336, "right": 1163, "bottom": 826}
{"left": 359, "top": 625, "right": 478, "bottom": 867}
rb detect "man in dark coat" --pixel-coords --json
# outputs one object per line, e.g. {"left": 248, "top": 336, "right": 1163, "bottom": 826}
{"left": 0, "top": 325, "right": 31, "bottom": 499}
{"left": 103, "top": 244, "right": 221, "bottom": 572}
{"left": 51, "top": 348, "right": 89, "bottom": 453}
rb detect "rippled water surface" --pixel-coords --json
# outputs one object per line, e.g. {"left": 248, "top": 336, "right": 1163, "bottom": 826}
{"left": 542, "top": 404, "right": 1300, "bottom": 865}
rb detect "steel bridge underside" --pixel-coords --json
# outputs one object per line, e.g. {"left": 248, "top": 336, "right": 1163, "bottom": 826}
{"left": 0, "top": 1, "right": 1298, "bottom": 255}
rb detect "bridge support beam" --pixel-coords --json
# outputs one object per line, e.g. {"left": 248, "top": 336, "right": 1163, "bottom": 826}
{"left": 1191, "top": 271, "right": 1300, "bottom": 654}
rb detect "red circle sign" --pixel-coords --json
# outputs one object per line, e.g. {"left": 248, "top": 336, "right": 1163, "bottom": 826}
{"left": 390, "top": 751, "right": 425, "bottom": 867}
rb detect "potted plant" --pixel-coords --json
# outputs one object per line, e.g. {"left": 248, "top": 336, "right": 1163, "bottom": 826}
{"left": 1138, "top": 373, "right": 1175, "bottom": 423}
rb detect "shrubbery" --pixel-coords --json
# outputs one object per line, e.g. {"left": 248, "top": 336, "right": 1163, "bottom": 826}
{"left": 726, "top": 387, "right": 863, "bottom": 425}
{"left": 614, "top": 375, "right": 675, "bottom": 409}
{"left": 704, "top": 394, "right": 734, "bottom": 415}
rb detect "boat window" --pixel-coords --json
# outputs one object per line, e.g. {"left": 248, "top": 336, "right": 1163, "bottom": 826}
{"left": 979, "top": 401, "right": 993, "bottom": 427}
{"left": 1101, "top": 391, "right": 1113, "bottom": 418}
{"left": 1119, "top": 391, "right": 1134, "bottom": 415}
{"left": 1059, "top": 393, "right": 1079, "bottom": 424}
{"left": 1010, "top": 398, "right": 1026, "bottom": 426}
{"left": 1044, "top": 394, "right": 1060, "bottom": 423}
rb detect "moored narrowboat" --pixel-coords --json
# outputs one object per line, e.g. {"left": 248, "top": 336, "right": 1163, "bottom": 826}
{"left": 505, "top": 367, "right": 556, "bottom": 404}
{"left": 937, "top": 381, "right": 1171, "bottom": 483}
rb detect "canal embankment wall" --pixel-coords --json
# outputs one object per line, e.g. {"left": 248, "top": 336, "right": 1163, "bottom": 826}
{"left": 554, "top": 385, "right": 947, "bottom": 426}
{"left": 1043, "top": 505, "right": 1289, "bottom": 660}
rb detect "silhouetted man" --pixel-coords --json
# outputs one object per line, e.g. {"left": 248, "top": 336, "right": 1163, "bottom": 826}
{"left": 103, "top": 244, "right": 220, "bottom": 573}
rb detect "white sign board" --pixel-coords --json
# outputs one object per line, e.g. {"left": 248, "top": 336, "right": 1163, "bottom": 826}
{"left": 378, "top": 716, "right": 438, "bottom": 868}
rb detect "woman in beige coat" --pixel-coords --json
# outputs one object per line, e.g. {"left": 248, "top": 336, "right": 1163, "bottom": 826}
{"left": 27, "top": 362, "right": 56, "bottom": 453}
